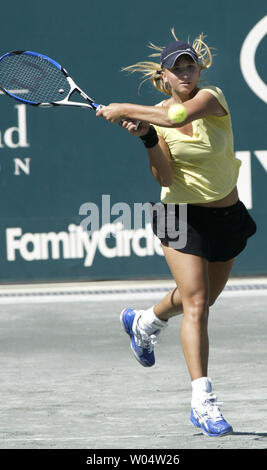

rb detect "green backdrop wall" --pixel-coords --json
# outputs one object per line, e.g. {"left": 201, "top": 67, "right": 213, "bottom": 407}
{"left": 0, "top": 0, "right": 266, "bottom": 283}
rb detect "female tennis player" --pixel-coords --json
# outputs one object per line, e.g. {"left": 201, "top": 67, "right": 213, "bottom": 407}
{"left": 96, "top": 30, "right": 257, "bottom": 437}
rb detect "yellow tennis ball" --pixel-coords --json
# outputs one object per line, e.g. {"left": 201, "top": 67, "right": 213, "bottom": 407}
{"left": 168, "top": 104, "right": 188, "bottom": 123}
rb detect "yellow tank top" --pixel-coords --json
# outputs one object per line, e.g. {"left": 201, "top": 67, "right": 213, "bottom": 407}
{"left": 153, "top": 86, "right": 241, "bottom": 204}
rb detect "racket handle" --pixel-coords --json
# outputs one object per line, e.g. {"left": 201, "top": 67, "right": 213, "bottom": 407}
{"left": 95, "top": 104, "right": 140, "bottom": 130}
{"left": 133, "top": 120, "right": 140, "bottom": 129}
{"left": 121, "top": 118, "right": 140, "bottom": 130}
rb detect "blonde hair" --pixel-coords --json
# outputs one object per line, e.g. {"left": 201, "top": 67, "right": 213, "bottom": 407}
{"left": 122, "top": 28, "right": 213, "bottom": 96}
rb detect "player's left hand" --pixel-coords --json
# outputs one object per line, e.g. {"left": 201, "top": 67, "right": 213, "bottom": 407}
{"left": 120, "top": 119, "right": 150, "bottom": 136}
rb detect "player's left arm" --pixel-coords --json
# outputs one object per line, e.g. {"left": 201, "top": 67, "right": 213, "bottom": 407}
{"left": 96, "top": 91, "right": 227, "bottom": 128}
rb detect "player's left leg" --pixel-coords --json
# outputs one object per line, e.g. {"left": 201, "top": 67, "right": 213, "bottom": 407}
{"left": 190, "top": 257, "right": 235, "bottom": 436}
{"left": 120, "top": 256, "right": 235, "bottom": 368}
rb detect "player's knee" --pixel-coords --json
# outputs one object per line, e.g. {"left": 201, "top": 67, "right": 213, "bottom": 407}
{"left": 183, "top": 294, "right": 209, "bottom": 323}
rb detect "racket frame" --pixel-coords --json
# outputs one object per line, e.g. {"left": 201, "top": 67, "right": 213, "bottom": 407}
{"left": 0, "top": 50, "right": 100, "bottom": 110}
{"left": 0, "top": 50, "right": 139, "bottom": 128}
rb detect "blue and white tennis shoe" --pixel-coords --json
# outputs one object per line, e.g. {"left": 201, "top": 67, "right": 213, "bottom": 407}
{"left": 120, "top": 308, "right": 160, "bottom": 367}
{"left": 190, "top": 392, "right": 233, "bottom": 437}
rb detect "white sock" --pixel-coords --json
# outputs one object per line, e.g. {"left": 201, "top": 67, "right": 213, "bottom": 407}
{"left": 191, "top": 377, "right": 212, "bottom": 407}
{"left": 137, "top": 306, "right": 168, "bottom": 335}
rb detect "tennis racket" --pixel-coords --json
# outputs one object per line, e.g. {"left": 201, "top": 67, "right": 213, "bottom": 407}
{"left": 0, "top": 50, "right": 139, "bottom": 127}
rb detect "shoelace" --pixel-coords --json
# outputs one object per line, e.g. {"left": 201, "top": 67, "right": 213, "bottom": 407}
{"left": 202, "top": 393, "right": 224, "bottom": 422}
{"left": 135, "top": 329, "right": 159, "bottom": 352}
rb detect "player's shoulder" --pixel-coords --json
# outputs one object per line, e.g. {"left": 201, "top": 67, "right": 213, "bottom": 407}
{"left": 197, "top": 85, "right": 230, "bottom": 116}
{"left": 155, "top": 99, "right": 170, "bottom": 108}
{"left": 198, "top": 85, "right": 225, "bottom": 99}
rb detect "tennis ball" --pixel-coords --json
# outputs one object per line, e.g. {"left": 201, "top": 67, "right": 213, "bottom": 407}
{"left": 168, "top": 104, "right": 188, "bottom": 123}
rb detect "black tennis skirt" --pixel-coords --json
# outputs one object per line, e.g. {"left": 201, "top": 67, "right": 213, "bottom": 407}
{"left": 151, "top": 199, "right": 257, "bottom": 262}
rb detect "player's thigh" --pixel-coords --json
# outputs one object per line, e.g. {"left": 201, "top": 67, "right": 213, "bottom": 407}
{"left": 161, "top": 244, "right": 209, "bottom": 308}
{"left": 208, "top": 258, "right": 235, "bottom": 305}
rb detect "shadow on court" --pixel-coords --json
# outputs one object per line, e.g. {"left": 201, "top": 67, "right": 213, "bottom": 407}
{"left": 232, "top": 432, "right": 267, "bottom": 437}
{"left": 0, "top": 292, "right": 266, "bottom": 449}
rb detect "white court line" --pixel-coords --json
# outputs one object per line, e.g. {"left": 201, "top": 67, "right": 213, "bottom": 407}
{"left": 0, "top": 278, "right": 267, "bottom": 304}
{"left": 0, "top": 287, "right": 267, "bottom": 304}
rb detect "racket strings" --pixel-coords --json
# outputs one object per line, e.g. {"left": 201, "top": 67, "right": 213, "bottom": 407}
{"left": 0, "top": 53, "right": 70, "bottom": 103}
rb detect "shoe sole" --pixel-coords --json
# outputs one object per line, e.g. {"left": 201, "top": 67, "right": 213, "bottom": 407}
{"left": 191, "top": 414, "right": 233, "bottom": 437}
{"left": 120, "top": 309, "right": 153, "bottom": 368}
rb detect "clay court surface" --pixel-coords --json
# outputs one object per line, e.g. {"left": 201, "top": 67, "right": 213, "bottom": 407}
{"left": 0, "top": 278, "right": 266, "bottom": 450}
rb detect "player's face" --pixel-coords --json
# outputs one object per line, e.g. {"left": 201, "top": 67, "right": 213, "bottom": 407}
{"left": 163, "top": 56, "right": 201, "bottom": 97}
